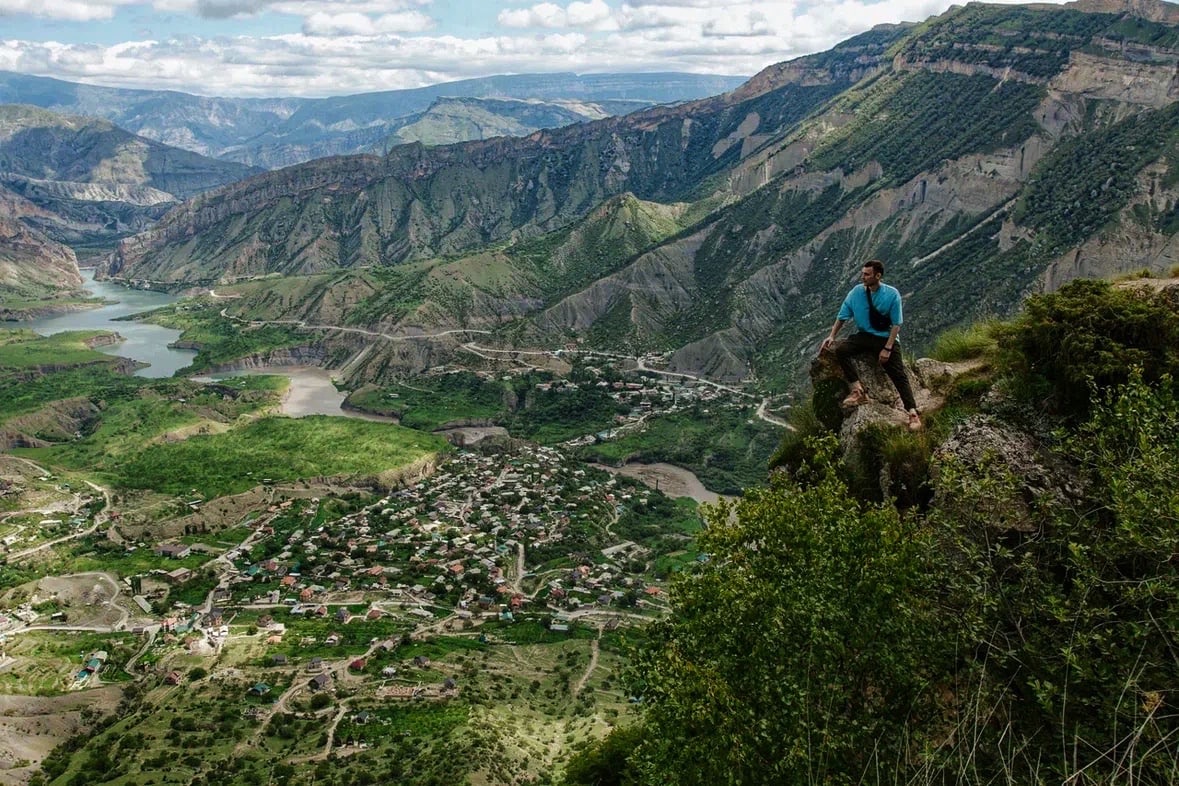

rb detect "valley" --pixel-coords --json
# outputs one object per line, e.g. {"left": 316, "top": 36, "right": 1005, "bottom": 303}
{"left": 4, "top": 0, "right": 1179, "bottom": 783}
{"left": 0, "top": 284, "right": 777, "bottom": 785}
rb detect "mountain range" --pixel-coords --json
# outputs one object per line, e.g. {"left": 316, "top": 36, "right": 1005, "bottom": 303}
{"left": 0, "top": 71, "right": 745, "bottom": 169}
{"left": 98, "top": 0, "right": 1179, "bottom": 388}
{"left": 0, "top": 72, "right": 742, "bottom": 314}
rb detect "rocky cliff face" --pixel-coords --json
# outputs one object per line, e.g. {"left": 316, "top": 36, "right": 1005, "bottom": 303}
{"left": 0, "top": 186, "right": 85, "bottom": 313}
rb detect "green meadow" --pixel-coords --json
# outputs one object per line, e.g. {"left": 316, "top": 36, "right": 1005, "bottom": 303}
{"left": 0, "top": 330, "right": 122, "bottom": 370}
{"left": 32, "top": 415, "right": 447, "bottom": 498}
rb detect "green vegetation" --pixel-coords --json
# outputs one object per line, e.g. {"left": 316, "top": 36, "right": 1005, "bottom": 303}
{"left": 596, "top": 279, "right": 1179, "bottom": 785}
{"left": 346, "top": 264, "right": 431, "bottom": 325}
{"left": 335, "top": 702, "right": 469, "bottom": 746}
{"left": 25, "top": 377, "right": 281, "bottom": 461}
{"left": 0, "top": 330, "right": 122, "bottom": 370}
{"left": 927, "top": 320, "right": 999, "bottom": 361}
{"left": 1013, "top": 103, "right": 1179, "bottom": 249}
{"left": 346, "top": 370, "right": 628, "bottom": 445}
{"left": 39, "top": 415, "right": 447, "bottom": 498}
{"left": 0, "top": 296, "right": 104, "bottom": 319}
{"left": 900, "top": 4, "right": 1120, "bottom": 77}
{"left": 345, "top": 372, "right": 505, "bottom": 429}
{"left": 995, "top": 278, "right": 1179, "bottom": 419}
{"left": 629, "top": 439, "right": 941, "bottom": 785}
{"left": 809, "top": 71, "right": 1044, "bottom": 186}
{"left": 141, "top": 301, "right": 309, "bottom": 372}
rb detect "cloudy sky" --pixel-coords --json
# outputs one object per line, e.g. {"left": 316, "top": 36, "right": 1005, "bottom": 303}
{"left": 0, "top": 0, "right": 1069, "bottom": 98}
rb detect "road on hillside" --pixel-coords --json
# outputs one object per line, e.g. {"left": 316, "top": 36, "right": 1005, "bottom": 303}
{"left": 5, "top": 460, "right": 114, "bottom": 562}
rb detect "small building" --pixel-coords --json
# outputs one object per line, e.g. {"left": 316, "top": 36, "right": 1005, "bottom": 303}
{"left": 350, "top": 658, "right": 366, "bottom": 672}
{"left": 165, "top": 567, "right": 194, "bottom": 584}
{"left": 308, "top": 673, "right": 331, "bottom": 691}
{"left": 155, "top": 543, "right": 191, "bottom": 559}
{"left": 270, "top": 654, "right": 288, "bottom": 666}
{"left": 249, "top": 682, "right": 271, "bottom": 696}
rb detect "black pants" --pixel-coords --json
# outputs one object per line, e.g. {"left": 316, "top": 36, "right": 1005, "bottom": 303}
{"left": 834, "top": 332, "right": 917, "bottom": 412}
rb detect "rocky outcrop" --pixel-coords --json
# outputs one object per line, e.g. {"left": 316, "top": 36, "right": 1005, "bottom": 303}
{"left": 931, "top": 414, "right": 1086, "bottom": 532}
{"left": 200, "top": 346, "right": 326, "bottom": 374}
{"left": 0, "top": 186, "right": 85, "bottom": 306}
{"left": 0, "top": 396, "right": 102, "bottom": 449}
{"left": 811, "top": 345, "right": 939, "bottom": 430}
{"left": 1048, "top": 50, "right": 1179, "bottom": 108}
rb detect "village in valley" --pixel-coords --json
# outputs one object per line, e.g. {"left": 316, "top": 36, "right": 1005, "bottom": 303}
{"left": 0, "top": 391, "right": 722, "bottom": 783}
{"left": 0, "top": 312, "right": 788, "bottom": 785}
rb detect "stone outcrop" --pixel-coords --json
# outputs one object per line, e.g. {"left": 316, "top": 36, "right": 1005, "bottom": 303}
{"left": 810, "top": 342, "right": 940, "bottom": 434}
{"left": 930, "top": 414, "right": 1086, "bottom": 532}
{"left": 0, "top": 397, "right": 102, "bottom": 450}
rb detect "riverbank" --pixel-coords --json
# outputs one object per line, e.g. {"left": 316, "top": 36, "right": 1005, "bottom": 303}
{"left": 196, "top": 366, "right": 395, "bottom": 422}
{"left": 592, "top": 462, "right": 730, "bottom": 505}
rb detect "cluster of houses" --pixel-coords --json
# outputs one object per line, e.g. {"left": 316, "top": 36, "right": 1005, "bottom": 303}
{"left": 151, "top": 446, "right": 667, "bottom": 633}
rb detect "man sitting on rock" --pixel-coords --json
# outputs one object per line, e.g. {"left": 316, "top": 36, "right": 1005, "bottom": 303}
{"left": 819, "top": 259, "right": 922, "bottom": 431}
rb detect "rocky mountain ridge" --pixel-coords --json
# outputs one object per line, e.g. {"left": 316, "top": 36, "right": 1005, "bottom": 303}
{"left": 0, "top": 105, "right": 261, "bottom": 311}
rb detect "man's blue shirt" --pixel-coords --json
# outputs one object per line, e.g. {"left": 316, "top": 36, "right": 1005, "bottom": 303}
{"left": 837, "top": 282, "right": 903, "bottom": 338}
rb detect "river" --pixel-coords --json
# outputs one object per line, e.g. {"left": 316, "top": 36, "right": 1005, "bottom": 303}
{"left": 20, "top": 270, "right": 196, "bottom": 378}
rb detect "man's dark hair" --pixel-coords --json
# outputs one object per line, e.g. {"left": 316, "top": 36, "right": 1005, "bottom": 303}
{"left": 864, "top": 259, "right": 885, "bottom": 276}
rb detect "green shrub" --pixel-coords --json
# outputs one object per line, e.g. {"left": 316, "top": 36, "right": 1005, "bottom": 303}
{"left": 995, "top": 278, "right": 1179, "bottom": 419}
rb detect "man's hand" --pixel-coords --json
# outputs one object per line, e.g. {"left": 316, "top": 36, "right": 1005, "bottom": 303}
{"left": 819, "top": 336, "right": 834, "bottom": 354}
{"left": 878, "top": 348, "right": 891, "bottom": 365}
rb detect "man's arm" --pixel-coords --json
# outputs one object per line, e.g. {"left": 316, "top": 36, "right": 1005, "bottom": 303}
{"left": 878, "top": 324, "right": 901, "bottom": 364}
{"left": 819, "top": 319, "right": 846, "bottom": 353}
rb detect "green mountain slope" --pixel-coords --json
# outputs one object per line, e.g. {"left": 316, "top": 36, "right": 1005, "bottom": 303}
{"left": 105, "top": 1, "right": 1179, "bottom": 388}
{"left": 105, "top": 27, "right": 897, "bottom": 287}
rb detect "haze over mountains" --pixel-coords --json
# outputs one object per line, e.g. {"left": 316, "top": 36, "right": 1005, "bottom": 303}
{"left": 0, "top": 71, "right": 746, "bottom": 169}
{"left": 92, "top": 0, "right": 1179, "bottom": 388}
{"left": 0, "top": 70, "right": 741, "bottom": 314}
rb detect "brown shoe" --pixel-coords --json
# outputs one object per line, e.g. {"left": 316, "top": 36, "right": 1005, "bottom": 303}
{"left": 907, "top": 411, "right": 923, "bottom": 431}
{"left": 841, "top": 388, "right": 869, "bottom": 407}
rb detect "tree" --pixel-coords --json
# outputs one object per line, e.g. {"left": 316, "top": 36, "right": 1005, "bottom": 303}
{"left": 630, "top": 437, "right": 945, "bottom": 785}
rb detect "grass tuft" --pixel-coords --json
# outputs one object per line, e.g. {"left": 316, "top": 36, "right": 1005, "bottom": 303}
{"left": 927, "top": 321, "right": 999, "bottom": 362}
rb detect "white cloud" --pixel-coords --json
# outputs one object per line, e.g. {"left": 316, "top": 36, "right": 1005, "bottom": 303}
{"left": 567, "top": 0, "right": 613, "bottom": 26}
{"left": 151, "top": 0, "right": 432, "bottom": 19}
{"left": 0, "top": 0, "right": 1074, "bottom": 97}
{"left": 0, "top": 0, "right": 137, "bottom": 21}
{"left": 302, "top": 10, "right": 434, "bottom": 35}
{"left": 499, "top": 0, "right": 614, "bottom": 30}
{"left": 703, "top": 10, "right": 772, "bottom": 38}
{"left": 499, "top": 3, "right": 566, "bottom": 28}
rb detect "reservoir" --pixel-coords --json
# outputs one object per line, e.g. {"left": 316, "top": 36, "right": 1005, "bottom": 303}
{"left": 21, "top": 270, "right": 196, "bottom": 378}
